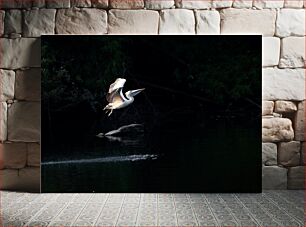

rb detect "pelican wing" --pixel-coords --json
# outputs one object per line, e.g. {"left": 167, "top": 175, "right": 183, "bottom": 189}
{"left": 106, "top": 78, "right": 126, "bottom": 103}
{"left": 108, "top": 78, "right": 126, "bottom": 93}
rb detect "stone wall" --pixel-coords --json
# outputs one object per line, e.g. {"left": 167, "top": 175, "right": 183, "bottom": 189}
{"left": 0, "top": 0, "right": 305, "bottom": 192}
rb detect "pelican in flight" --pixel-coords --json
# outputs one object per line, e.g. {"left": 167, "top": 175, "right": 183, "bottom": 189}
{"left": 103, "top": 78, "right": 145, "bottom": 116}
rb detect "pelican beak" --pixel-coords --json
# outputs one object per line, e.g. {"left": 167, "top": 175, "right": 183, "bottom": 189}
{"left": 130, "top": 88, "right": 145, "bottom": 96}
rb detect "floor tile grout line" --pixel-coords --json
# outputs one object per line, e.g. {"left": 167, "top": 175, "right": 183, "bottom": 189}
{"left": 265, "top": 191, "right": 295, "bottom": 206}
{"left": 261, "top": 192, "right": 304, "bottom": 225}
{"left": 201, "top": 194, "right": 220, "bottom": 226}
{"left": 47, "top": 194, "right": 77, "bottom": 226}
{"left": 172, "top": 193, "right": 179, "bottom": 226}
{"left": 27, "top": 194, "right": 42, "bottom": 204}
{"left": 233, "top": 194, "right": 261, "bottom": 226}
{"left": 134, "top": 193, "right": 142, "bottom": 226}
{"left": 114, "top": 193, "right": 126, "bottom": 226}
{"left": 252, "top": 196, "right": 285, "bottom": 226}
{"left": 74, "top": 194, "right": 106, "bottom": 225}
{"left": 23, "top": 194, "right": 61, "bottom": 226}
{"left": 87, "top": 200, "right": 110, "bottom": 225}
{"left": 262, "top": 191, "right": 302, "bottom": 225}
{"left": 233, "top": 194, "right": 264, "bottom": 226}
{"left": 217, "top": 194, "right": 246, "bottom": 226}
{"left": 266, "top": 190, "right": 304, "bottom": 212}
{"left": 237, "top": 194, "right": 282, "bottom": 226}
{"left": 14, "top": 193, "right": 29, "bottom": 204}
{"left": 93, "top": 193, "right": 110, "bottom": 226}
{"left": 156, "top": 193, "right": 159, "bottom": 226}
{"left": 187, "top": 194, "right": 199, "bottom": 226}
{"left": 70, "top": 194, "right": 94, "bottom": 226}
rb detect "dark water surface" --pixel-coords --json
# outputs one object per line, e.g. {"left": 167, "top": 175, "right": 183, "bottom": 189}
{"left": 42, "top": 116, "right": 261, "bottom": 193}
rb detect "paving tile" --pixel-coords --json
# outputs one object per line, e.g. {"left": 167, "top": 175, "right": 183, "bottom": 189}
{"left": 0, "top": 190, "right": 304, "bottom": 226}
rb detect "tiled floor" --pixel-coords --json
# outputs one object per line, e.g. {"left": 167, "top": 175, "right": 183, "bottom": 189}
{"left": 1, "top": 190, "right": 304, "bottom": 226}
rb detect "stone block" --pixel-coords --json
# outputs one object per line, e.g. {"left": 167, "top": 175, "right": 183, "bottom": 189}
{"left": 253, "top": 0, "right": 284, "bottom": 8}
{"left": 0, "top": 102, "right": 7, "bottom": 142}
{"left": 8, "top": 102, "right": 41, "bottom": 142}
{"left": 46, "top": 0, "right": 70, "bottom": 8}
{"left": 195, "top": 10, "right": 220, "bottom": 34}
{"left": 175, "top": 0, "right": 212, "bottom": 9}
{"left": 109, "top": 0, "right": 144, "bottom": 8}
{"left": 262, "top": 143, "right": 277, "bottom": 165}
{"left": 262, "top": 37, "right": 280, "bottom": 67}
{"left": 0, "top": 167, "right": 40, "bottom": 192}
{"left": 145, "top": 0, "right": 175, "bottom": 9}
{"left": 274, "top": 101, "right": 297, "bottom": 113}
{"left": 263, "top": 68, "right": 305, "bottom": 101}
{"left": 23, "top": 9, "right": 56, "bottom": 37}
{"left": 0, "top": 142, "right": 27, "bottom": 169}
{"left": 276, "top": 9, "right": 305, "bottom": 37}
{"left": 32, "top": 0, "right": 46, "bottom": 8}
{"left": 27, "top": 143, "right": 40, "bottom": 167}
{"left": 91, "top": 0, "right": 108, "bottom": 8}
{"left": 15, "top": 68, "right": 41, "bottom": 101}
{"left": 232, "top": 0, "right": 253, "bottom": 8}
{"left": 212, "top": 0, "right": 233, "bottom": 8}
{"left": 294, "top": 101, "right": 305, "bottom": 141}
{"left": 284, "top": 0, "right": 304, "bottom": 8}
{"left": 4, "top": 9, "right": 22, "bottom": 35}
{"left": 108, "top": 10, "right": 159, "bottom": 34}
{"left": 262, "top": 166, "right": 287, "bottom": 189}
{"left": 262, "top": 118, "right": 294, "bottom": 142}
{"left": 19, "top": 167, "right": 40, "bottom": 192}
{"left": 262, "top": 101, "right": 274, "bottom": 115}
{"left": 56, "top": 8, "right": 107, "bottom": 34}
{"left": 220, "top": 8, "right": 276, "bottom": 36}
{"left": 0, "top": 38, "right": 41, "bottom": 69}
{"left": 301, "top": 142, "right": 305, "bottom": 165}
{"left": 288, "top": 166, "right": 304, "bottom": 189}
{"left": 280, "top": 37, "right": 305, "bottom": 68}
{"left": 0, "top": 10, "right": 4, "bottom": 35}
{"left": 0, "top": 0, "right": 32, "bottom": 8}
{"left": 159, "top": 9, "right": 195, "bottom": 34}
{"left": 71, "top": 0, "right": 92, "bottom": 7}
{"left": 278, "top": 141, "right": 301, "bottom": 166}
{"left": 0, "top": 169, "right": 19, "bottom": 189}
{"left": 0, "top": 69, "right": 15, "bottom": 102}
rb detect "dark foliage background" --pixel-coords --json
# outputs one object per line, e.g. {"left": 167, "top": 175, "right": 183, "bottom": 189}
{"left": 42, "top": 36, "right": 261, "bottom": 115}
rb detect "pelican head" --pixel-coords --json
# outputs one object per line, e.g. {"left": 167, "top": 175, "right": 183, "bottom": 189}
{"left": 126, "top": 88, "right": 145, "bottom": 98}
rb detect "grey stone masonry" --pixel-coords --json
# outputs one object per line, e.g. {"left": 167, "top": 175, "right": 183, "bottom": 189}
{"left": 262, "top": 166, "right": 287, "bottom": 189}
{"left": 56, "top": 8, "right": 107, "bottom": 34}
{"left": 288, "top": 166, "right": 304, "bottom": 189}
{"left": 278, "top": 141, "right": 301, "bottom": 167}
{"left": 294, "top": 101, "right": 305, "bottom": 141}
{"left": 4, "top": 9, "right": 22, "bottom": 35}
{"left": 0, "top": 38, "right": 41, "bottom": 69}
{"left": 23, "top": 9, "right": 56, "bottom": 37}
{"left": 15, "top": 68, "right": 41, "bottom": 101}
{"left": 8, "top": 102, "right": 41, "bottom": 142}
{"left": 262, "top": 143, "right": 277, "bottom": 165}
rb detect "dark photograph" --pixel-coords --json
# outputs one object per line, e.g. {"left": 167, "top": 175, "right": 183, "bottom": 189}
{"left": 41, "top": 35, "right": 262, "bottom": 193}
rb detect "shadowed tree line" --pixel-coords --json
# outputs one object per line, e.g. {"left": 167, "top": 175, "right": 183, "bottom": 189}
{"left": 42, "top": 36, "right": 261, "bottom": 115}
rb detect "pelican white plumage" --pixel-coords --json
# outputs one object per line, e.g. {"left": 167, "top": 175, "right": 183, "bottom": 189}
{"left": 103, "top": 78, "right": 145, "bottom": 116}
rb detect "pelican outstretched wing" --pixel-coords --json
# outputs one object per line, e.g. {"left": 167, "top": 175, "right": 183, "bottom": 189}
{"left": 106, "top": 78, "right": 126, "bottom": 103}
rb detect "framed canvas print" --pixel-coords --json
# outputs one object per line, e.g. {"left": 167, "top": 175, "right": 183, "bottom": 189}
{"left": 41, "top": 35, "right": 262, "bottom": 193}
